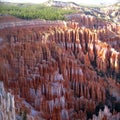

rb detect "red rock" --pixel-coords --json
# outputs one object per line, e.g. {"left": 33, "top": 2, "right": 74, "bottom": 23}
{"left": 0, "top": 19, "right": 119, "bottom": 120}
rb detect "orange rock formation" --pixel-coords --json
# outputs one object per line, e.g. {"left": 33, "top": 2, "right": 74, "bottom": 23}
{"left": 0, "top": 17, "right": 120, "bottom": 120}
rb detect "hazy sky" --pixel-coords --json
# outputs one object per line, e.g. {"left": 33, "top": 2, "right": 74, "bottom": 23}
{"left": 1, "top": 0, "right": 119, "bottom": 5}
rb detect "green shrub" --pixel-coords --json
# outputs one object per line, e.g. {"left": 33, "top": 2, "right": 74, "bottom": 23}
{"left": 0, "top": 4, "right": 76, "bottom": 20}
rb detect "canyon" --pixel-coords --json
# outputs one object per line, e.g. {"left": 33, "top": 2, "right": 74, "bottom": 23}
{"left": 0, "top": 13, "right": 120, "bottom": 120}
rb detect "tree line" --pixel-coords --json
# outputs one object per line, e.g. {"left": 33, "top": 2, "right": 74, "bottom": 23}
{"left": 0, "top": 4, "right": 76, "bottom": 20}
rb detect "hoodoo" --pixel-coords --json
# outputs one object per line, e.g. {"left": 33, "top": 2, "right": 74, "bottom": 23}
{"left": 0, "top": 1, "right": 120, "bottom": 119}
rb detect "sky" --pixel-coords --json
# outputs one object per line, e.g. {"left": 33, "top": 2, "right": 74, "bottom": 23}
{"left": 1, "top": 0, "right": 119, "bottom": 5}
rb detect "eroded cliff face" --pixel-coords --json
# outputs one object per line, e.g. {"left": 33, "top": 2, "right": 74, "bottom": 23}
{"left": 97, "top": 24, "right": 120, "bottom": 52}
{"left": 66, "top": 13, "right": 120, "bottom": 53}
{"left": 66, "top": 14, "right": 107, "bottom": 29}
{"left": 0, "top": 19, "right": 120, "bottom": 120}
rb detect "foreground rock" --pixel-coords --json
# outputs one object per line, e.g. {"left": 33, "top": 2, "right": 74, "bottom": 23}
{"left": 0, "top": 82, "right": 15, "bottom": 120}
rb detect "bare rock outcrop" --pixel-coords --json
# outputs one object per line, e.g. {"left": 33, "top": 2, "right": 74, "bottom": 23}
{"left": 0, "top": 82, "right": 15, "bottom": 120}
{"left": 0, "top": 20, "right": 119, "bottom": 120}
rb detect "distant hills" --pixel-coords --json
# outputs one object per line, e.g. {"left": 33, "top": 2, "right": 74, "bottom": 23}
{"left": 46, "top": 0, "right": 79, "bottom": 8}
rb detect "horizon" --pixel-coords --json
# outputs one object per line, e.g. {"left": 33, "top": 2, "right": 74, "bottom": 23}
{"left": 1, "top": 0, "right": 119, "bottom": 5}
